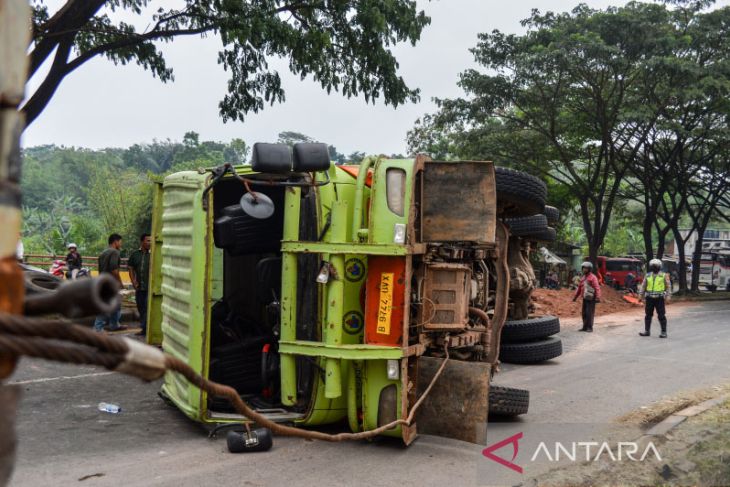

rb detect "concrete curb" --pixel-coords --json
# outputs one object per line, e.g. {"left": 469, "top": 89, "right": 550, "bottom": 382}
{"left": 642, "top": 393, "right": 730, "bottom": 438}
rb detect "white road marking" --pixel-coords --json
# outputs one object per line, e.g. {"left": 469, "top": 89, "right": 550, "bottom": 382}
{"left": 10, "top": 371, "right": 115, "bottom": 385}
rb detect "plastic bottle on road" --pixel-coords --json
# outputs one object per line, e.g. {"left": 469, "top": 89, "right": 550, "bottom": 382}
{"left": 98, "top": 402, "right": 121, "bottom": 413}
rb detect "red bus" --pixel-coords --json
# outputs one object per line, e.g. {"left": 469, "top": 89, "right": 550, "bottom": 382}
{"left": 595, "top": 256, "right": 644, "bottom": 289}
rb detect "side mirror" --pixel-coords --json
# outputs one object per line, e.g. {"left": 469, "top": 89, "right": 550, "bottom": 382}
{"left": 252, "top": 143, "right": 292, "bottom": 173}
{"left": 293, "top": 143, "right": 331, "bottom": 172}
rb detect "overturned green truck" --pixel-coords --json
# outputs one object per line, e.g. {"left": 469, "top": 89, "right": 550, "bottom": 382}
{"left": 146, "top": 143, "right": 553, "bottom": 444}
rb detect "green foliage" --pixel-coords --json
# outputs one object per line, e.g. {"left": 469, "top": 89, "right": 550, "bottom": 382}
{"left": 20, "top": 132, "right": 250, "bottom": 257}
{"left": 407, "top": 1, "right": 730, "bottom": 263}
{"left": 21, "top": 130, "right": 368, "bottom": 256}
{"left": 25, "top": 1, "right": 431, "bottom": 126}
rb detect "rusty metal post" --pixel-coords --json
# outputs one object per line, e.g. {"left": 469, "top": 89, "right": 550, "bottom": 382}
{"left": 486, "top": 222, "right": 510, "bottom": 364}
{"left": 0, "top": 0, "right": 31, "bottom": 483}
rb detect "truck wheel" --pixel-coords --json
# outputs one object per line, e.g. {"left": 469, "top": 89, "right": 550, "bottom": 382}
{"left": 489, "top": 386, "right": 529, "bottom": 416}
{"left": 24, "top": 270, "right": 62, "bottom": 294}
{"left": 543, "top": 205, "right": 560, "bottom": 225}
{"left": 501, "top": 316, "right": 560, "bottom": 343}
{"left": 495, "top": 167, "right": 546, "bottom": 217}
{"left": 505, "top": 214, "right": 548, "bottom": 237}
{"left": 500, "top": 336, "right": 563, "bottom": 364}
{"left": 523, "top": 226, "right": 556, "bottom": 243}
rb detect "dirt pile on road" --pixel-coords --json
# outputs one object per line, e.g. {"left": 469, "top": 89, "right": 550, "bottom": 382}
{"left": 532, "top": 286, "right": 639, "bottom": 318}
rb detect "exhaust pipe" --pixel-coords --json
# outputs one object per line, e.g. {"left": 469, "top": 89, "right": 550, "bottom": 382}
{"left": 24, "top": 275, "right": 121, "bottom": 318}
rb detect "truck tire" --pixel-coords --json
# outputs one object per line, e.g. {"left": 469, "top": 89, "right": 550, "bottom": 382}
{"left": 24, "top": 270, "right": 62, "bottom": 294}
{"left": 523, "top": 226, "right": 556, "bottom": 243}
{"left": 489, "top": 386, "right": 529, "bottom": 416}
{"left": 495, "top": 167, "right": 546, "bottom": 217}
{"left": 543, "top": 205, "right": 560, "bottom": 225}
{"left": 500, "top": 336, "right": 563, "bottom": 364}
{"left": 501, "top": 316, "right": 560, "bottom": 343}
{"left": 505, "top": 214, "right": 548, "bottom": 237}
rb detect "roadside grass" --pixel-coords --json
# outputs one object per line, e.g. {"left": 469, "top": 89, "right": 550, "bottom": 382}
{"left": 530, "top": 393, "right": 730, "bottom": 486}
{"left": 617, "top": 384, "right": 730, "bottom": 426}
{"left": 686, "top": 398, "right": 730, "bottom": 486}
{"left": 671, "top": 291, "right": 730, "bottom": 302}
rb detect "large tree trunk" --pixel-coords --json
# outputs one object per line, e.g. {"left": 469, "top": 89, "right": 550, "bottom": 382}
{"left": 690, "top": 236, "right": 703, "bottom": 292}
{"left": 588, "top": 240, "right": 600, "bottom": 269}
{"left": 642, "top": 215, "right": 654, "bottom": 261}
{"left": 656, "top": 227, "right": 669, "bottom": 260}
{"left": 671, "top": 225, "right": 688, "bottom": 293}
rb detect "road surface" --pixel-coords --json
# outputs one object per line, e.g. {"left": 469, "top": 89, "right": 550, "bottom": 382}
{"left": 7, "top": 300, "right": 730, "bottom": 486}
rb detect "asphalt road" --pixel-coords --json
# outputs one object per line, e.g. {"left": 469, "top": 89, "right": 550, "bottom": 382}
{"left": 7, "top": 300, "right": 730, "bottom": 486}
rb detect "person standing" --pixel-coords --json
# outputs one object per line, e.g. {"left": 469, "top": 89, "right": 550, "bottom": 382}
{"left": 127, "top": 233, "right": 151, "bottom": 337}
{"left": 639, "top": 258, "right": 671, "bottom": 338}
{"left": 93, "top": 234, "right": 126, "bottom": 332}
{"left": 572, "top": 261, "right": 601, "bottom": 332}
{"left": 65, "top": 243, "right": 82, "bottom": 279}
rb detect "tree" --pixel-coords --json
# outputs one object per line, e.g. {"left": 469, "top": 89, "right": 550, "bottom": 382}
{"left": 277, "top": 131, "right": 314, "bottom": 146}
{"left": 623, "top": 2, "right": 730, "bottom": 271}
{"left": 407, "top": 2, "right": 710, "bottom": 264}
{"left": 24, "top": 1, "right": 430, "bottom": 126}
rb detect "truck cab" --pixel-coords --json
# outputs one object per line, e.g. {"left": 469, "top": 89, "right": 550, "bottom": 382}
{"left": 147, "top": 143, "right": 514, "bottom": 444}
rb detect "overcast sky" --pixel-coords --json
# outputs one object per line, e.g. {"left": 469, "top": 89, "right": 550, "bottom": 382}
{"left": 23, "top": 0, "right": 701, "bottom": 156}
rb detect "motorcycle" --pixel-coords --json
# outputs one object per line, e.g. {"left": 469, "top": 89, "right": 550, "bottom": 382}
{"left": 49, "top": 260, "right": 91, "bottom": 280}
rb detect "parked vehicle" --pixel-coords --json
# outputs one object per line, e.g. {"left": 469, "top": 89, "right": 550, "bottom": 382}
{"left": 148, "top": 144, "right": 551, "bottom": 445}
{"left": 692, "top": 251, "right": 730, "bottom": 291}
{"left": 595, "top": 256, "right": 643, "bottom": 289}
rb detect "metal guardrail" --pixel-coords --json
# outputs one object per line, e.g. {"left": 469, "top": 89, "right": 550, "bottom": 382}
{"left": 22, "top": 253, "right": 129, "bottom": 271}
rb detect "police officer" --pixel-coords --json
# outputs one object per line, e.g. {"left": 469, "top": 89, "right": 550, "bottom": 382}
{"left": 639, "top": 258, "right": 671, "bottom": 338}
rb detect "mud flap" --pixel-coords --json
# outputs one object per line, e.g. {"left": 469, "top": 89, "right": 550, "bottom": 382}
{"left": 415, "top": 357, "right": 490, "bottom": 444}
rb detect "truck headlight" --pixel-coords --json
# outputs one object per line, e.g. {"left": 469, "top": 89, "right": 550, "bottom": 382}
{"left": 386, "top": 359, "right": 400, "bottom": 380}
{"left": 386, "top": 168, "right": 406, "bottom": 216}
{"left": 393, "top": 223, "right": 406, "bottom": 244}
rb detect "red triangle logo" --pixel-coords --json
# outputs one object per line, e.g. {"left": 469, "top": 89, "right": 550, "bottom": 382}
{"left": 482, "top": 432, "right": 523, "bottom": 474}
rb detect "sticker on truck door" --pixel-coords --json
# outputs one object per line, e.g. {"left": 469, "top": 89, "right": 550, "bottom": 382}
{"left": 377, "top": 273, "right": 394, "bottom": 335}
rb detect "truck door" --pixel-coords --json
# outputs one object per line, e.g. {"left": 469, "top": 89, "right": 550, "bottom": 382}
{"left": 147, "top": 179, "right": 164, "bottom": 346}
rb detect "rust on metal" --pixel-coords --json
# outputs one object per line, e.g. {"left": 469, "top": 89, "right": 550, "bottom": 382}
{"left": 486, "top": 222, "right": 510, "bottom": 364}
{"left": 507, "top": 237, "right": 536, "bottom": 320}
{"left": 419, "top": 262, "right": 471, "bottom": 331}
{"left": 415, "top": 356, "right": 490, "bottom": 444}
{"left": 420, "top": 161, "right": 497, "bottom": 244}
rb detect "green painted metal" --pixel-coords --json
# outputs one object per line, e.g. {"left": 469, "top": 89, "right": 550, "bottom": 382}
{"left": 351, "top": 156, "right": 377, "bottom": 242}
{"left": 323, "top": 200, "right": 347, "bottom": 398}
{"left": 152, "top": 159, "right": 422, "bottom": 440}
{"left": 362, "top": 359, "right": 402, "bottom": 437}
{"left": 280, "top": 187, "right": 301, "bottom": 407}
{"left": 278, "top": 341, "right": 403, "bottom": 360}
{"left": 368, "top": 159, "right": 414, "bottom": 245}
{"left": 146, "top": 180, "right": 165, "bottom": 346}
{"left": 280, "top": 241, "right": 408, "bottom": 256}
{"left": 158, "top": 171, "right": 211, "bottom": 423}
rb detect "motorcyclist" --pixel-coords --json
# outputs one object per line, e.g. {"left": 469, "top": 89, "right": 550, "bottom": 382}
{"left": 639, "top": 258, "right": 671, "bottom": 338}
{"left": 65, "top": 243, "right": 83, "bottom": 279}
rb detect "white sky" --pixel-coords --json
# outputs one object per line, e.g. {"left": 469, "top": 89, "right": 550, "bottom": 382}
{"left": 23, "top": 0, "right": 721, "bottom": 156}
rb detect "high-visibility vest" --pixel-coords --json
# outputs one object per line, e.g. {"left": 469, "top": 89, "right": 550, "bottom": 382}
{"left": 646, "top": 272, "right": 666, "bottom": 294}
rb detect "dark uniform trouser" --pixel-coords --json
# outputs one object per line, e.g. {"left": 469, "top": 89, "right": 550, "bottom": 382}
{"left": 581, "top": 299, "right": 596, "bottom": 331}
{"left": 644, "top": 296, "right": 667, "bottom": 333}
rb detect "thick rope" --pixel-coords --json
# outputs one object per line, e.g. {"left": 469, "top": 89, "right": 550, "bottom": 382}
{"left": 0, "top": 313, "right": 129, "bottom": 355}
{"left": 0, "top": 312, "right": 450, "bottom": 443}
{"left": 0, "top": 335, "right": 123, "bottom": 369}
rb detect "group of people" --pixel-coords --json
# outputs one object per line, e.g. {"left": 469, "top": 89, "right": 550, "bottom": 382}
{"left": 85, "top": 233, "right": 151, "bottom": 336}
{"left": 573, "top": 259, "right": 670, "bottom": 337}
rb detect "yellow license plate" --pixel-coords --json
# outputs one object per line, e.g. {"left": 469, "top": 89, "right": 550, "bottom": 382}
{"left": 377, "top": 273, "right": 394, "bottom": 335}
